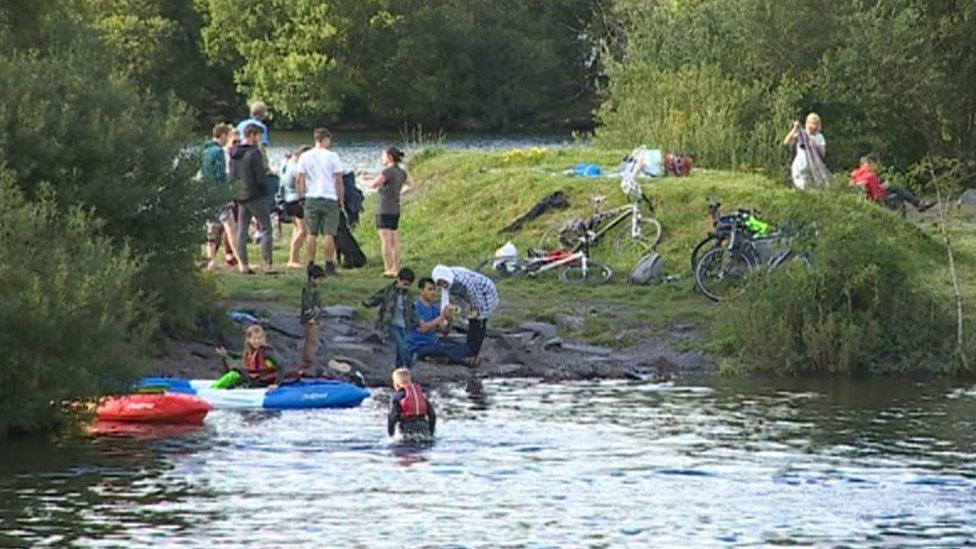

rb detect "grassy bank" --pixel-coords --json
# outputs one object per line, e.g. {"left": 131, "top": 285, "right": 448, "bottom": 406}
{"left": 217, "top": 147, "right": 976, "bottom": 371}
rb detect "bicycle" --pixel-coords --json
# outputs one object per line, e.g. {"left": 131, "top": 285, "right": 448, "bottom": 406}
{"left": 689, "top": 199, "right": 768, "bottom": 273}
{"left": 539, "top": 194, "right": 663, "bottom": 255}
{"left": 477, "top": 222, "right": 613, "bottom": 285}
{"left": 693, "top": 205, "right": 811, "bottom": 301}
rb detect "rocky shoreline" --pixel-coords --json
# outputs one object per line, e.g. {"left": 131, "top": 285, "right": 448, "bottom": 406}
{"left": 150, "top": 299, "right": 715, "bottom": 388}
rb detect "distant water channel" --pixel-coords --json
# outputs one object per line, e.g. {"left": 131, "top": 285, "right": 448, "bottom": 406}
{"left": 3, "top": 376, "right": 976, "bottom": 547}
{"left": 266, "top": 131, "right": 571, "bottom": 173}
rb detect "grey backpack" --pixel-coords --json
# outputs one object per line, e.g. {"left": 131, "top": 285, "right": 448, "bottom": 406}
{"left": 629, "top": 252, "right": 664, "bottom": 285}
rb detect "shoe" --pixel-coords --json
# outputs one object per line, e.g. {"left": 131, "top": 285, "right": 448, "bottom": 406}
{"left": 917, "top": 201, "right": 937, "bottom": 212}
{"left": 324, "top": 262, "right": 339, "bottom": 277}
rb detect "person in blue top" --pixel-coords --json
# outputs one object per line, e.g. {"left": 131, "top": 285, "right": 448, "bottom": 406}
{"left": 201, "top": 122, "right": 232, "bottom": 270}
{"left": 281, "top": 145, "right": 312, "bottom": 268}
{"left": 236, "top": 101, "right": 270, "bottom": 147}
{"left": 407, "top": 277, "right": 471, "bottom": 365}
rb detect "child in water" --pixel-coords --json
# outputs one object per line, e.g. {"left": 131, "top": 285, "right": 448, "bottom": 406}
{"left": 388, "top": 368, "right": 435, "bottom": 438}
{"left": 301, "top": 262, "right": 327, "bottom": 369}
{"left": 216, "top": 325, "right": 282, "bottom": 388}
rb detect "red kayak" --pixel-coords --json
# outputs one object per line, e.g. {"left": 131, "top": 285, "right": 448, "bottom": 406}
{"left": 96, "top": 393, "right": 212, "bottom": 424}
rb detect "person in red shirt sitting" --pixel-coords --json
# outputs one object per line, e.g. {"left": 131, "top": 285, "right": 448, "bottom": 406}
{"left": 388, "top": 368, "right": 436, "bottom": 439}
{"left": 850, "top": 153, "right": 934, "bottom": 212}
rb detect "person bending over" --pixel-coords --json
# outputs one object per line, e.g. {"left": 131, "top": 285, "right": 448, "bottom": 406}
{"left": 432, "top": 265, "right": 499, "bottom": 365}
{"left": 388, "top": 368, "right": 435, "bottom": 438}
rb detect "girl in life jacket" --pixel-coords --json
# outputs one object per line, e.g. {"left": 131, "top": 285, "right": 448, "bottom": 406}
{"left": 217, "top": 325, "right": 282, "bottom": 388}
{"left": 388, "top": 368, "right": 436, "bottom": 437}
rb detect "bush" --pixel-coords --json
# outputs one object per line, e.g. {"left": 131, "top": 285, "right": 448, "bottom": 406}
{"left": 714, "top": 191, "right": 957, "bottom": 375}
{"left": 0, "top": 49, "right": 218, "bottom": 331}
{"left": 0, "top": 173, "right": 154, "bottom": 435}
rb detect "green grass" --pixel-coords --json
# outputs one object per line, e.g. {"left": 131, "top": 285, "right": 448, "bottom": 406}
{"left": 212, "top": 146, "right": 976, "bottom": 352}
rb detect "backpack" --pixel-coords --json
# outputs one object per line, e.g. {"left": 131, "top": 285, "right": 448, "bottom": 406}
{"left": 665, "top": 153, "right": 694, "bottom": 177}
{"left": 342, "top": 172, "right": 365, "bottom": 227}
{"left": 336, "top": 212, "right": 366, "bottom": 268}
{"left": 629, "top": 252, "right": 664, "bottom": 285}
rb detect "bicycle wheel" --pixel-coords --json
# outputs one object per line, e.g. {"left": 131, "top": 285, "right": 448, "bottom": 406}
{"left": 613, "top": 217, "right": 664, "bottom": 254}
{"left": 538, "top": 224, "right": 563, "bottom": 251}
{"left": 558, "top": 260, "right": 612, "bottom": 285}
{"left": 474, "top": 256, "right": 523, "bottom": 279}
{"left": 694, "top": 247, "right": 754, "bottom": 301}
{"left": 690, "top": 235, "right": 719, "bottom": 273}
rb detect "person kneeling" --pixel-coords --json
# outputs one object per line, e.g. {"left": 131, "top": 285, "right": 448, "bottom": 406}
{"left": 388, "top": 368, "right": 435, "bottom": 438}
{"left": 407, "top": 277, "right": 471, "bottom": 365}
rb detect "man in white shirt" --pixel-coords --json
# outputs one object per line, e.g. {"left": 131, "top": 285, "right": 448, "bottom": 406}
{"left": 297, "top": 128, "right": 345, "bottom": 273}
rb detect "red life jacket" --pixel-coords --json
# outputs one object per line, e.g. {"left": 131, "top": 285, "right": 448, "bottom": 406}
{"left": 245, "top": 346, "right": 278, "bottom": 384}
{"left": 398, "top": 382, "right": 429, "bottom": 418}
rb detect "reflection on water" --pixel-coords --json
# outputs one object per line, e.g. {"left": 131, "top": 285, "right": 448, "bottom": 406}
{"left": 3, "top": 376, "right": 976, "bottom": 546}
{"left": 265, "top": 131, "right": 570, "bottom": 174}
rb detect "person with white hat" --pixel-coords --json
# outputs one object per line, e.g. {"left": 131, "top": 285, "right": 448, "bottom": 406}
{"left": 431, "top": 265, "right": 498, "bottom": 362}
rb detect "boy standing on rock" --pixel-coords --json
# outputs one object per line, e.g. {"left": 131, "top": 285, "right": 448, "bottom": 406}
{"left": 363, "top": 268, "right": 416, "bottom": 369}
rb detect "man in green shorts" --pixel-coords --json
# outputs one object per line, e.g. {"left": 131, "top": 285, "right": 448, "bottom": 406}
{"left": 297, "top": 128, "right": 345, "bottom": 275}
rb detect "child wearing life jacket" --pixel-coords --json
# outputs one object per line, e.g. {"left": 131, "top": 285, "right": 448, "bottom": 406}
{"left": 387, "top": 368, "right": 436, "bottom": 438}
{"left": 216, "top": 325, "right": 282, "bottom": 388}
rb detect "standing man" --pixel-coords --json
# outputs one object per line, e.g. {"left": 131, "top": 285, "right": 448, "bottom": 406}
{"left": 236, "top": 101, "right": 270, "bottom": 147}
{"left": 230, "top": 124, "right": 274, "bottom": 274}
{"left": 431, "top": 265, "right": 499, "bottom": 365}
{"left": 201, "top": 122, "right": 231, "bottom": 270}
{"left": 297, "top": 128, "right": 345, "bottom": 275}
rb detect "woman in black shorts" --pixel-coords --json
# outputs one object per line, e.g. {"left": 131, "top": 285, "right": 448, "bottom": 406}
{"left": 365, "top": 147, "right": 413, "bottom": 277}
{"left": 281, "top": 145, "right": 311, "bottom": 268}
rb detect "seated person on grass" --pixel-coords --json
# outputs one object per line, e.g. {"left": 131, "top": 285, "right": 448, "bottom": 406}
{"left": 850, "top": 153, "right": 934, "bottom": 212}
{"left": 407, "top": 277, "right": 471, "bottom": 365}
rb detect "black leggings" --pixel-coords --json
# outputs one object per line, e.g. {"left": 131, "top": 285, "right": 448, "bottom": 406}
{"left": 884, "top": 186, "right": 923, "bottom": 209}
{"left": 467, "top": 319, "right": 488, "bottom": 356}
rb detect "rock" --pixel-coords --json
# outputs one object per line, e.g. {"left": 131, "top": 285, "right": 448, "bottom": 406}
{"left": 553, "top": 313, "right": 586, "bottom": 331}
{"left": 323, "top": 306, "right": 356, "bottom": 318}
{"left": 330, "top": 343, "right": 375, "bottom": 354}
{"left": 543, "top": 337, "right": 563, "bottom": 350}
{"left": 465, "top": 378, "right": 484, "bottom": 396}
{"left": 519, "top": 321, "right": 559, "bottom": 339}
{"left": 361, "top": 332, "right": 384, "bottom": 345}
{"left": 959, "top": 189, "right": 976, "bottom": 205}
{"left": 561, "top": 342, "right": 613, "bottom": 356}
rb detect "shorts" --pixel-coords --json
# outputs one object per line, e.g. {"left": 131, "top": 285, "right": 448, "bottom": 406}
{"left": 304, "top": 197, "right": 340, "bottom": 236}
{"left": 282, "top": 200, "right": 304, "bottom": 219}
{"left": 376, "top": 213, "right": 400, "bottom": 230}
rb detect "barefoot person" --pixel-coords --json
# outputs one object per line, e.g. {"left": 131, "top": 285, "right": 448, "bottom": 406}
{"left": 282, "top": 146, "right": 312, "bottom": 268}
{"left": 230, "top": 124, "right": 274, "bottom": 274}
{"left": 364, "top": 147, "right": 413, "bottom": 277}
{"left": 783, "top": 112, "right": 829, "bottom": 190}
{"left": 432, "top": 265, "right": 499, "bottom": 365}
{"left": 297, "top": 128, "right": 345, "bottom": 276}
{"left": 220, "top": 129, "right": 243, "bottom": 268}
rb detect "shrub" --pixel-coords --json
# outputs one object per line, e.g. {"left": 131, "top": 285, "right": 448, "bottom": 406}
{"left": 0, "top": 173, "right": 154, "bottom": 435}
{"left": 0, "top": 49, "right": 218, "bottom": 331}
{"left": 714, "top": 191, "right": 957, "bottom": 375}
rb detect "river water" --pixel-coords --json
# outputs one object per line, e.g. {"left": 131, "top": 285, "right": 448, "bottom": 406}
{"left": 3, "top": 376, "right": 976, "bottom": 547}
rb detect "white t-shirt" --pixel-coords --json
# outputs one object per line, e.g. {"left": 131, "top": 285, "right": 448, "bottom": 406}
{"left": 297, "top": 148, "right": 344, "bottom": 200}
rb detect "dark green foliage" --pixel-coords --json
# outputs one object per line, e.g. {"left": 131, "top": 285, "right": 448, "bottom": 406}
{"left": 0, "top": 50, "right": 218, "bottom": 329}
{"left": 598, "top": 0, "right": 976, "bottom": 174}
{"left": 0, "top": 174, "right": 153, "bottom": 435}
{"left": 715, "top": 190, "right": 957, "bottom": 374}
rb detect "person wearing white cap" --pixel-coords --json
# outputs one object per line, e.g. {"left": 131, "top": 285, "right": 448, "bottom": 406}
{"left": 432, "top": 264, "right": 498, "bottom": 360}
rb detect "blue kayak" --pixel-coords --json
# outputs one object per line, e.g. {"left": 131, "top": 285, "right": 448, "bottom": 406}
{"left": 137, "top": 377, "right": 370, "bottom": 410}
